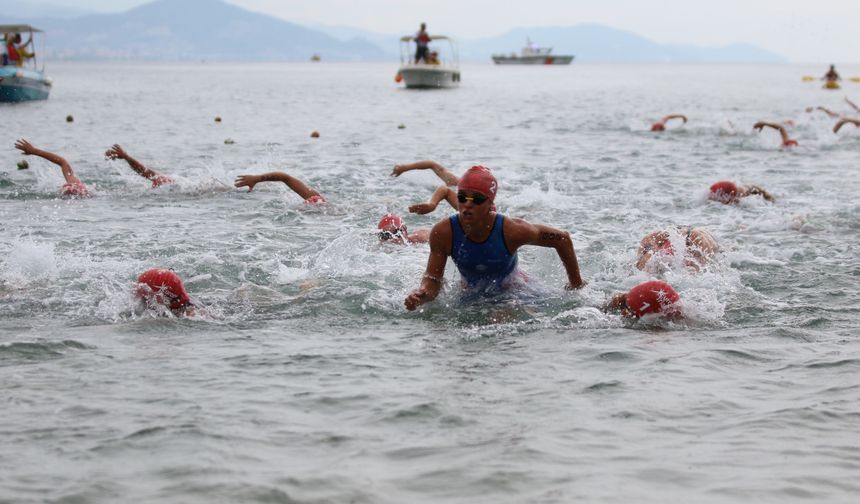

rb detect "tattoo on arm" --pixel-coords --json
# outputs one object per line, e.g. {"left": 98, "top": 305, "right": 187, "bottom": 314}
{"left": 540, "top": 232, "right": 564, "bottom": 241}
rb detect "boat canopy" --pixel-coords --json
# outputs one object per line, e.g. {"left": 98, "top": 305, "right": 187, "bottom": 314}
{"left": 0, "top": 25, "right": 44, "bottom": 33}
{"left": 400, "top": 35, "right": 451, "bottom": 42}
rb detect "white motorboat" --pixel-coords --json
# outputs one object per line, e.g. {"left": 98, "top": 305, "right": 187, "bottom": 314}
{"left": 1, "top": 24, "right": 52, "bottom": 102}
{"left": 492, "top": 38, "right": 574, "bottom": 65}
{"left": 396, "top": 35, "right": 460, "bottom": 89}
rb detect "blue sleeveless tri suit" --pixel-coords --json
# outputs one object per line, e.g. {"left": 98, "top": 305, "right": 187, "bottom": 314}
{"left": 449, "top": 213, "right": 518, "bottom": 291}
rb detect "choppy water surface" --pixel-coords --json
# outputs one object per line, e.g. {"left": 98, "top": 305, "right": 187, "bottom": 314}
{"left": 1, "top": 62, "right": 859, "bottom": 503}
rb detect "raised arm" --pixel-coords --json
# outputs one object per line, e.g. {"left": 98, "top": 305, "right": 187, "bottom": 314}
{"left": 507, "top": 219, "right": 585, "bottom": 289}
{"left": 662, "top": 114, "right": 688, "bottom": 124}
{"left": 408, "top": 185, "right": 458, "bottom": 214}
{"left": 833, "top": 118, "right": 860, "bottom": 133}
{"left": 405, "top": 220, "right": 450, "bottom": 310}
{"left": 14, "top": 139, "right": 79, "bottom": 184}
{"left": 105, "top": 144, "right": 165, "bottom": 182}
{"left": 753, "top": 121, "right": 791, "bottom": 143}
{"left": 234, "top": 171, "right": 321, "bottom": 200}
{"left": 845, "top": 97, "right": 860, "bottom": 114}
{"left": 816, "top": 106, "right": 840, "bottom": 118}
{"left": 391, "top": 160, "right": 459, "bottom": 186}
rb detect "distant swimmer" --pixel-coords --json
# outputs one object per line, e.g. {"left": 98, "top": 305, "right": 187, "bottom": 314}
{"left": 636, "top": 227, "right": 719, "bottom": 273}
{"left": 708, "top": 180, "right": 775, "bottom": 204}
{"left": 604, "top": 280, "right": 681, "bottom": 319}
{"left": 753, "top": 121, "right": 798, "bottom": 148}
{"left": 846, "top": 97, "right": 860, "bottom": 115}
{"left": 377, "top": 213, "right": 430, "bottom": 245}
{"left": 806, "top": 106, "right": 840, "bottom": 119}
{"left": 14, "top": 139, "right": 91, "bottom": 198}
{"left": 391, "top": 160, "right": 460, "bottom": 186}
{"left": 105, "top": 144, "right": 174, "bottom": 188}
{"left": 833, "top": 117, "right": 860, "bottom": 133}
{"left": 404, "top": 165, "right": 585, "bottom": 311}
{"left": 136, "top": 268, "right": 200, "bottom": 316}
{"left": 234, "top": 171, "right": 326, "bottom": 204}
{"left": 650, "top": 114, "right": 688, "bottom": 132}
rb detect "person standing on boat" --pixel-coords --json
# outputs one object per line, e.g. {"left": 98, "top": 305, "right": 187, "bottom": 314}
{"left": 8, "top": 33, "right": 34, "bottom": 67}
{"left": 14, "top": 139, "right": 91, "bottom": 198}
{"left": 404, "top": 165, "right": 585, "bottom": 311}
{"left": 105, "top": 144, "right": 174, "bottom": 188}
{"left": 414, "top": 23, "right": 431, "bottom": 63}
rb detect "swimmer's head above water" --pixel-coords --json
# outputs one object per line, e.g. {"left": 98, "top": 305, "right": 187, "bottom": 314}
{"left": 605, "top": 280, "right": 681, "bottom": 319}
{"left": 136, "top": 268, "right": 192, "bottom": 313}
{"left": 377, "top": 213, "right": 408, "bottom": 243}
{"left": 708, "top": 181, "right": 739, "bottom": 204}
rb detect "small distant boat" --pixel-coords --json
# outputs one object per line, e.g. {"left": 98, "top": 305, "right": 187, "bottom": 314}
{"left": 396, "top": 35, "right": 460, "bottom": 89}
{"left": 0, "top": 24, "right": 51, "bottom": 102}
{"left": 824, "top": 80, "right": 840, "bottom": 90}
{"left": 492, "top": 38, "right": 574, "bottom": 65}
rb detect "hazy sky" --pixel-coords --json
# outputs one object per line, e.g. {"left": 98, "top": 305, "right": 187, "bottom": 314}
{"left": 22, "top": 0, "right": 860, "bottom": 62}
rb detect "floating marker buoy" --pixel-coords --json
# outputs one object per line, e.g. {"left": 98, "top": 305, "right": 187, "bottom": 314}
{"left": 66, "top": 115, "right": 74, "bottom": 123}
{"left": 394, "top": 73, "right": 403, "bottom": 83}
{"left": 224, "top": 138, "right": 235, "bottom": 144}
{"left": 214, "top": 116, "right": 222, "bottom": 122}
{"left": 17, "top": 160, "right": 29, "bottom": 170}
{"left": 397, "top": 124, "right": 406, "bottom": 129}
{"left": 310, "top": 131, "right": 320, "bottom": 138}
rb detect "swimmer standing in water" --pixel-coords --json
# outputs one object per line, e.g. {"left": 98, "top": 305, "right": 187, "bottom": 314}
{"left": 604, "top": 280, "right": 681, "bottom": 319}
{"left": 104, "top": 144, "right": 174, "bottom": 188}
{"left": 651, "top": 114, "right": 688, "bottom": 132}
{"left": 708, "top": 180, "right": 775, "bottom": 204}
{"left": 234, "top": 171, "right": 326, "bottom": 204}
{"left": 753, "top": 121, "right": 798, "bottom": 148}
{"left": 136, "top": 268, "right": 200, "bottom": 316}
{"left": 404, "top": 165, "right": 585, "bottom": 311}
{"left": 636, "top": 227, "right": 719, "bottom": 272}
{"left": 14, "top": 139, "right": 91, "bottom": 198}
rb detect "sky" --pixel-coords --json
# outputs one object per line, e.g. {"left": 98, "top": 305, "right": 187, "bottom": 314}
{"left": 19, "top": 0, "right": 860, "bottom": 62}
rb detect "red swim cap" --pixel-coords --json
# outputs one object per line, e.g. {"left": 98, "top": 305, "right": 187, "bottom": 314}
{"left": 304, "top": 194, "right": 326, "bottom": 205}
{"left": 61, "top": 181, "right": 91, "bottom": 198}
{"left": 626, "top": 280, "right": 680, "bottom": 318}
{"left": 151, "top": 175, "right": 174, "bottom": 188}
{"left": 378, "top": 213, "right": 404, "bottom": 231}
{"left": 709, "top": 181, "right": 738, "bottom": 204}
{"left": 782, "top": 139, "right": 798, "bottom": 147}
{"left": 136, "top": 268, "right": 191, "bottom": 310}
{"left": 651, "top": 122, "right": 666, "bottom": 132}
{"left": 458, "top": 165, "right": 498, "bottom": 201}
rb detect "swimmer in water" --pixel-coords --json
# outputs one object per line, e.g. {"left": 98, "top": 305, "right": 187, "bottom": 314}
{"left": 805, "top": 106, "right": 840, "bottom": 119}
{"left": 846, "top": 97, "right": 860, "bottom": 115}
{"left": 104, "top": 144, "right": 174, "bottom": 188}
{"left": 377, "top": 213, "right": 430, "bottom": 244}
{"left": 636, "top": 227, "right": 719, "bottom": 273}
{"left": 708, "top": 180, "right": 775, "bottom": 204}
{"left": 404, "top": 165, "right": 585, "bottom": 311}
{"left": 14, "top": 139, "right": 91, "bottom": 198}
{"left": 136, "top": 268, "right": 200, "bottom": 316}
{"left": 650, "top": 114, "right": 688, "bottom": 132}
{"left": 392, "top": 160, "right": 460, "bottom": 214}
{"left": 753, "top": 121, "right": 798, "bottom": 148}
{"left": 234, "top": 171, "right": 326, "bottom": 204}
{"left": 833, "top": 117, "right": 860, "bottom": 133}
{"left": 604, "top": 280, "right": 681, "bottom": 319}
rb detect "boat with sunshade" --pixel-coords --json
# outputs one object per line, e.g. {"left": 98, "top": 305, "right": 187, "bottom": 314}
{"left": 1, "top": 24, "right": 51, "bottom": 102}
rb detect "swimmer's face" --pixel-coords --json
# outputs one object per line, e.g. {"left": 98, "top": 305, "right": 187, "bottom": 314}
{"left": 457, "top": 191, "right": 491, "bottom": 224}
{"left": 378, "top": 225, "right": 408, "bottom": 244}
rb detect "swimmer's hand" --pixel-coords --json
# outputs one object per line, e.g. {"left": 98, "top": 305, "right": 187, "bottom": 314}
{"left": 565, "top": 279, "right": 587, "bottom": 290}
{"left": 14, "top": 139, "right": 37, "bottom": 156}
{"left": 391, "top": 164, "right": 407, "bottom": 177}
{"left": 105, "top": 144, "right": 128, "bottom": 160}
{"left": 234, "top": 174, "right": 260, "bottom": 191}
{"left": 408, "top": 202, "right": 437, "bottom": 215}
{"left": 752, "top": 121, "right": 765, "bottom": 132}
{"left": 405, "top": 288, "right": 429, "bottom": 311}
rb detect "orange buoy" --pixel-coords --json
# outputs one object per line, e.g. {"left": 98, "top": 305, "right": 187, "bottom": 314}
{"left": 310, "top": 131, "right": 320, "bottom": 138}
{"left": 394, "top": 73, "right": 403, "bottom": 83}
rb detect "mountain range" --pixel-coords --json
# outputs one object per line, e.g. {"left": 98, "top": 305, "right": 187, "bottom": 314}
{"left": 3, "top": 0, "right": 786, "bottom": 63}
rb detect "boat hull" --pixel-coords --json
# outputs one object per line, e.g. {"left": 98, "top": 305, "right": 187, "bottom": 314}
{"left": 398, "top": 65, "right": 460, "bottom": 89}
{"left": 492, "top": 55, "right": 574, "bottom": 65}
{"left": 0, "top": 67, "right": 51, "bottom": 102}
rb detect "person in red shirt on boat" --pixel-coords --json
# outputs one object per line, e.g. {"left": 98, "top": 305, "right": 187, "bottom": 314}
{"left": 414, "top": 23, "right": 431, "bottom": 63}
{"left": 833, "top": 117, "right": 860, "bottom": 133}
{"left": 708, "top": 180, "right": 774, "bottom": 204}
{"left": 105, "top": 144, "right": 174, "bottom": 188}
{"left": 377, "top": 213, "right": 430, "bottom": 245}
{"left": 604, "top": 280, "right": 681, "bottom": 319}
{"left": 753, "top": 121, "right": 798, "bottom": 148}
{"left": 14, "top": 139, "right": 91, "bottom": 198}
{"left": 650, "top": 114, "right": 687, "bottom": 132}
{"left": 233, "top": 171, "right": 326, "bottom": 204}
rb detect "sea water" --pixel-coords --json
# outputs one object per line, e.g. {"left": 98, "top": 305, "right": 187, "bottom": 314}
{"left": 1, "top": 62, "right": 859, "bottom": 503}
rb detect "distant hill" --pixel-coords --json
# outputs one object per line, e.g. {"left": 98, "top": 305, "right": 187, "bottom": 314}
{"left": 1, "top": 0, "right": 388, "bottom": 61}
{"left": 0, "top": 0, "right": 94, "bottom": 20}
{"left": 2, "top": 1, "right": 785, "bottom": 63}
{"left": 462, "top": 25, "right": 786, "bottom": 63}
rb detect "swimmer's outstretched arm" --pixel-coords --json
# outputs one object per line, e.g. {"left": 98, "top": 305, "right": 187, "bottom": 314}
{"left": 662, "top": 114, "right": 688, "bottom": 124}
{"left": 753, "top": 121, "right": 790, "bottom": 143}
{"left": 816, "top": 106, "right": 840, "bottom": 118}
{"left": 234, "top": 171, "right": 321, "bottom": 200}
{"left": 845, "top": 97, "right": 860, "bottom": 114}
{"left": 408, "top": 185, "right": 458, "bottom": 214}
{"left": 833, "top": 118, "right": 860, "bottom": 133}
{"left": 742, "top": 184, "right": 775, "bottom": 202}
{"left": 391, "top": 160, "right": 459, "bottom": 186}
{"left": 14, "top": 139, "right": 80, "bottom": 184}
{"left": 105, "top": 144, "right": 165, "bottom": 182}
{"left": 508, "top": 219, "right": 585, "bottom": 289}
{"left": 405, "top": 220, "right": 450, "bottom": 311}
